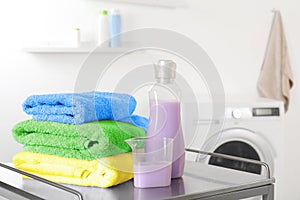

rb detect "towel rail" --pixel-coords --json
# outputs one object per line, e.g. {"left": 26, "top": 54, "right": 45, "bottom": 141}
{"left": 0, "top": 163, "right": 83, "bottom": 200}
{"left": 185, "top": 148, "right": 271, "bottom": 179}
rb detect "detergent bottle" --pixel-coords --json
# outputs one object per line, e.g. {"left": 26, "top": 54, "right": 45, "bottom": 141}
{"left": 98, "top": 10, "right": 109, "bottom": 46}
{"left": 147, "top": 60, "right": 185, "bottom": 178}
{"left": 109, "top": 9, "right": 121, "bottom": 47}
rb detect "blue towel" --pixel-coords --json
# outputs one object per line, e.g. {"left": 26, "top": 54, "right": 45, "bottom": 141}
{"left": 120, "top": 115, "right": 149, "bottom": 132}
{"left": 23, "top": 92, "right": 148, "bottom": 130}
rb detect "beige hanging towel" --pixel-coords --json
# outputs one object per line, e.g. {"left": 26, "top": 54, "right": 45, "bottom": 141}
{"left": 257, "top": 10, "right": 293, "bottom": 112}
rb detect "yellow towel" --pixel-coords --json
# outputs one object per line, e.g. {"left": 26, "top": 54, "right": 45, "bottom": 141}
{"left": 13, "top": 152, "right": 133, "bottom": 188}
{"left": 257, "top": 10, "right": 293, "bottom": 112}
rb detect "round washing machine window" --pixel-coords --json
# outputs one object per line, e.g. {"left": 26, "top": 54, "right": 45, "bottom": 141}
{"left": 197, "top": 127, "right": 275, "bottom": 176}
{"left": 208, "top": 141, "right": 261, "bottom": 174}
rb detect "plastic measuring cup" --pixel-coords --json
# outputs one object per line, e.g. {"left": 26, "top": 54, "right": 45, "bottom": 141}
{"left": 126, "top": 137, "right": 173, "bottom": 188}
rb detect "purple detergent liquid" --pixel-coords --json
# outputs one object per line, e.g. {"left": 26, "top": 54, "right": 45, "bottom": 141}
{"left": 134, "top": 161, "right": 172, "bottom": 188}
{"left": 147, "top": 101, "right": 185, "bottom": 178}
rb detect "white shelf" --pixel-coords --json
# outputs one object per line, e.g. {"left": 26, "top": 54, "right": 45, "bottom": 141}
{"left": 23, "top": 42, "right": 131, "bottom": 54}
{"left": 102, "top": 0, "right": 187, "bottom": 7}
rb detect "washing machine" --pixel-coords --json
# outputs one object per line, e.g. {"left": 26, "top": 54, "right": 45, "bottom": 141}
{"left": 185, "top": 98, "right": 284, "bottom": 200}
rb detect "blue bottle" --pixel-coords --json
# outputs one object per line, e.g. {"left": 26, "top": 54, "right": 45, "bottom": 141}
{"left": 109, "top": 9, "right": 121, "bottom": 47}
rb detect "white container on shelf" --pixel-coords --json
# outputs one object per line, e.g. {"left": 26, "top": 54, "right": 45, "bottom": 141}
{"left": 72, "top": 28, "right": 81, "bottom": 47}
{"left": 98, "top": 10, "right": 110, "bottom": 47}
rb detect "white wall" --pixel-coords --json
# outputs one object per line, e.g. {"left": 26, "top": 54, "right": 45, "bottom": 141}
{"left": 0, "top": 0, "right": 299, "bottom": 199}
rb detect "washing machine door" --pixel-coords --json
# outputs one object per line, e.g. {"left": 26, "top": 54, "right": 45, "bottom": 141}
{"left": 197, "top": 127, "right": 274, "bottom": 177}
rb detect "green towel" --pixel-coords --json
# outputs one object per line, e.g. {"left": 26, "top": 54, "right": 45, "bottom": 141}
{"left": 12, "top": 120, "right": 146, "bottom": 160}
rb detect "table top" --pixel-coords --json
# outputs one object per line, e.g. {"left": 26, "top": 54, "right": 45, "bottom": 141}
{"left": 0, "top": 161, "right": 274, "bottom": 200}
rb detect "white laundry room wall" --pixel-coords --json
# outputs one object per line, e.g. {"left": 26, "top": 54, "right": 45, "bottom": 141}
{"left": 0, "top": 0, "right": 299, "bottom": 199}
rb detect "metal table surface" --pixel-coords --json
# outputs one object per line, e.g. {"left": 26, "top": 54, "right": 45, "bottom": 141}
{"left": 0, "top": 160, "right": 274, "bottom": 200}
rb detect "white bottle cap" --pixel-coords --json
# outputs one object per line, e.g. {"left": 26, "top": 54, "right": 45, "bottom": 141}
{"left": 110, "top": 9, "right": 120, "bottom": 15}
{"left": 155, "top": 60, "right": 177, "bottom": 80}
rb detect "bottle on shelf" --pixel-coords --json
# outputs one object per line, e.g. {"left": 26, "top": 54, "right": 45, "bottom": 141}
{"left": 109, "top": 9, "right": 121, "bottom": 48}
{"left": 72, "top": 28, "right": 81, "bottom": 47}
{"left": 98, "top": 10, "right": 110, "bottom": 47}
{"left": 147, "top": 60, "right": 185, "bottom": 179}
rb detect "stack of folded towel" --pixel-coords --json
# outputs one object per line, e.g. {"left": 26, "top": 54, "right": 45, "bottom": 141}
{"left": 12, "top": 91, "right": 148, "bottom": 188}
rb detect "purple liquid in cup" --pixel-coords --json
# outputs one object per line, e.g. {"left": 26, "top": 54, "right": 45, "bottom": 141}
{"left": 134, "top": 161, "right": 172, "bottom": 188}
